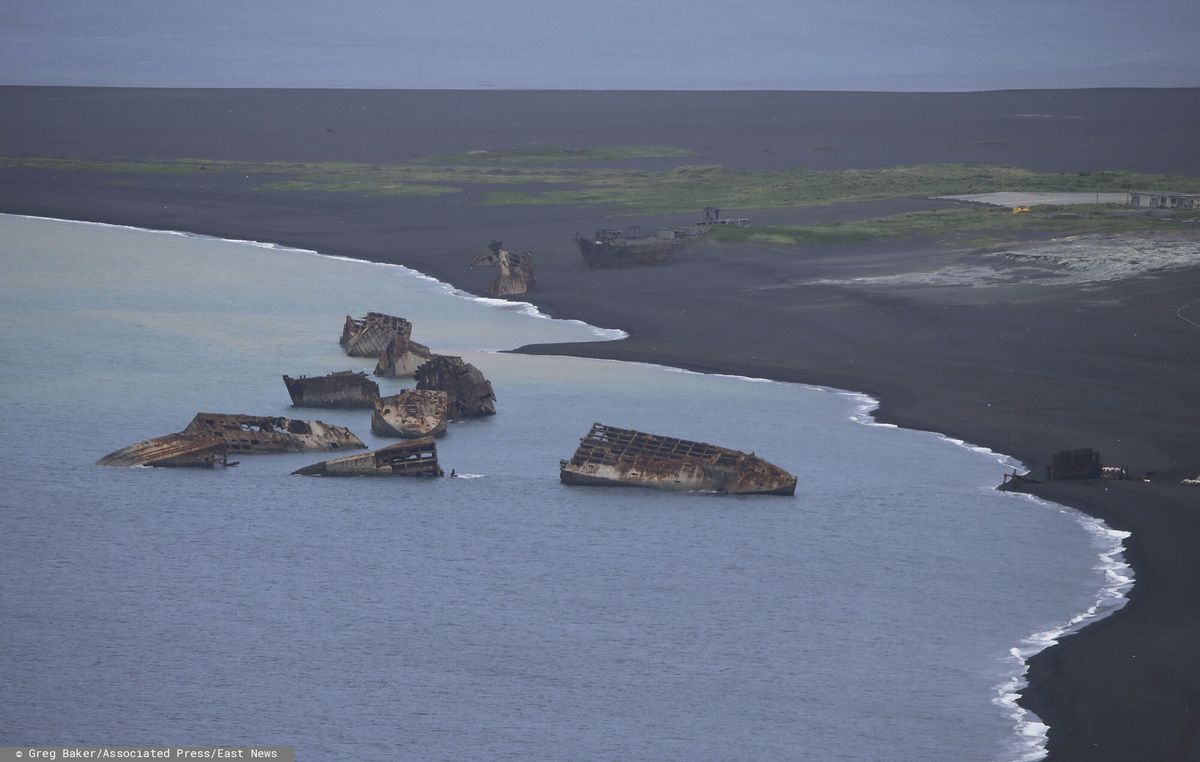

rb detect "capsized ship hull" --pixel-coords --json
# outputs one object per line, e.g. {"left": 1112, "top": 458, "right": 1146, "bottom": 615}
{"left": 559, "top": 423, "right": 796, "bottom": 495}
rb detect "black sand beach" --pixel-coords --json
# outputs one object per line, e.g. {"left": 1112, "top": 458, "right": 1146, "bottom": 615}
{"left": 2, "top": 87, "right": 1198, "bottom": 760}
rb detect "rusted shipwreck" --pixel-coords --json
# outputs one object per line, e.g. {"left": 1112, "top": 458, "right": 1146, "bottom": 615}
{"left": 340, "top": 312, "right": 412, "bottom": 357}
{"left": 293, "top": 439, "right": 444, "bottom": 477}
{"left": 183, "top": 413, "right": 365, "bottom": 453}
{"left": 372, "top": 389, "right": 449, "bottom": 438}
{"left": 1045, "top": 448, "right": 1129, "bottom": 481}
{"left": 575, "top": 227, "right": 684, "bottom": 270}
{"left": 95, "top": 433, "right": 230, "bottom": 468}
{"left": 97, "top": 413, "right": 365, "bottom": 467}
{"left": 374, "top": 332, "right": 434, "bottom": 378}
{"left": 415, "top": 355, "right": 496, "bottom": 418}
{"left": 559, "top": 423, "right": 797, "bottom": 495}
{"left": 283, "top": 370, "right": 380, "bottom": 408}
{"left": 472, "top": 240, "right": 535, "bottom": 296}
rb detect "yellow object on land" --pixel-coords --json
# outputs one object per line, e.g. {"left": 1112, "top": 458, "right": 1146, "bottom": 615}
{"left": 1012, "top": 206, "right": 1030, "bottom": 214}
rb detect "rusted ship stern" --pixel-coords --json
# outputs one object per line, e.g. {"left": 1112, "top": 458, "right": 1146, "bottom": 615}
{"left": 560, "top": 423, "right": 796, "bottom": 495}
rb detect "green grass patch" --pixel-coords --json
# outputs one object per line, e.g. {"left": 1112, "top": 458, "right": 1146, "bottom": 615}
{"left": 4, "top": 153, "right": 1198, "bottom": 212}
{"left": 706, "top": 207, "right": 1187, "bottom": 248}
{"left": 420, "top": 143, "right": 694, "bottom": 164}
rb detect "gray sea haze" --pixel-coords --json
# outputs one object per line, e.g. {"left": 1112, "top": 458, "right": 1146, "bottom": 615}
{"left": 3, "top": 0, "right": 1199, "bottom": 89}
{"left": 0, "top": 214, "right": 1130, "bottom": 761}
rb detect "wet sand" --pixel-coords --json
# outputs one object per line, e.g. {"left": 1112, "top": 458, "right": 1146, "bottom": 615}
{"left": 2, "top": 86, "right": 1199, "bottom": 760}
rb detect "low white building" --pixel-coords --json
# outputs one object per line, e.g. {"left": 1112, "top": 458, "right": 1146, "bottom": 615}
{"left": 1129, "top": 191, "right": 1199, "bottom": 209}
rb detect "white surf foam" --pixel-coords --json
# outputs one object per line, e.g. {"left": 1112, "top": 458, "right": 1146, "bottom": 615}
{"left": 11, "top": 214, "right": 628, "bottom": 343}
{"left": 989, "top": 493, "right": 1132, "bottom": 762}
{"left": 835, "top": 360, "right": 1134, "bottom": 762}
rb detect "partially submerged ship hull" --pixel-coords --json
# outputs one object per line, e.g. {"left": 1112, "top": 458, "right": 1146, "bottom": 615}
{"left": 340, "top": 312, "right": 412, "bottom": 357}
{"left": 96, "top": 433, "right": 228, "bottom": 468}
{"left": 374, "top": 333, "right": 434, "bottom": 378}
{"left": 283, "top": 370, "right": 380, "bottom": 408}
{"left": 371, "top": 390, "right": 449, "bottom": 438}
{"left": 415, "top": 355, "right": 496, "bottom": 419}
{"left": 183, "top": 413, "right": 365, "bottom": 453}
{"left": 293, "top": 438, "right": 444, "bottom": 477}
{"left": 559, "top": 423, "right": 796, "bottom": 495}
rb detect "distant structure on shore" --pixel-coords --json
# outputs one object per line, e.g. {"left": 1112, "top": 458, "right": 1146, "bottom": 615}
{"left": 574, "top": 208, "right": 749, "bottom": 270}
{"left": 1129, "top": 191, "right": 1199, "bottom": 210}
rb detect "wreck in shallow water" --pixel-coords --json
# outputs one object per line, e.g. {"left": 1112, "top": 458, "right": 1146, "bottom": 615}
{"left": 372, "top": 389, "right": 449, "bottom": 439}
{"left": 96, "top": 433, "right": 229, "bottom": 468}
{"left": 415, "top": 355, "right": 496, "bottom": 419}
{"left": 97, "top": 413, "right": 365, "bottom": 466}
{"left": 293, "top": 438, "right": 444, "bottom": 477}
{"left": 340, "top": 312, "right": 412, "bottom": 357}
{"left": 283, "top": 370, "right": 380, "bottom": 408}
{"left": 374, "top": 332, "right": 434, "bottom": 378}
{"left": 182, "top": 413, "right": 365, "bottom": 453}
{"left": 560, "top": 423, "right": 796, "bottom": 495}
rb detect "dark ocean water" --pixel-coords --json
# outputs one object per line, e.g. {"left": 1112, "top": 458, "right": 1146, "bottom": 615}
{"left": 2, "top": 0, "right": 1198, "bottom": 90}
{"left": 0, "top": 215, "right": 1129, "bottom": 760}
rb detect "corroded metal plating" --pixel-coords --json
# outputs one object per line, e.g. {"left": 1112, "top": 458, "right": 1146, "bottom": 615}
{"left": 340, "top": 312, "right": 412, "bottom": 357}
{"left": 560, "top": 422, "right": 796, "bottom": 495}
{"left": 372, "top": 389, "right": 449, "bottom": 438}
{"left": 293, "top": 438, "right": 444, "bottom": 477}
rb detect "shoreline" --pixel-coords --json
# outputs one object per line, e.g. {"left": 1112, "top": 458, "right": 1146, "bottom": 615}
{"left": 3, "top": 86, "right": 1199, "bottom": 759}
{"left": 9, "top": 211, "right": 1134, "bottom": 760}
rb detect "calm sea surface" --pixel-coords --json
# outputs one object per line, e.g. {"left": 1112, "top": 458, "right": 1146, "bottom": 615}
{"left": 0, "top": 215, "right": 1127, "bottom": 761}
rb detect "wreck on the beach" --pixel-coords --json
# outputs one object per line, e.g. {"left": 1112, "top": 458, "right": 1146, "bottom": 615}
{"left": 472, "top": 240, "right": 535, "bottom": 296}
{"left": 374, "top": 332, "right": 434, "bottom": 378}
{"left": 575, "top": 227, "right": 684, "bottom": 270}
{"left": 340, "top": 312, "right": 412, "bottom": 357}
{"left": 415, "top": 355, "right": 496, "bottom": 418}
{"left": 372, "top": 389, "right": 449, "bottom": 438}
{"left": 283, "top": 370, "right": 380, "bottom": 408}
{"left": 1046, "top": 448, "right": 1102, "bottom": 480}
{"left": 293, "top": 438, "right": 444, "bottom": 477}
{"left": 559, "top": 422, "right": 797, "bottom": 495}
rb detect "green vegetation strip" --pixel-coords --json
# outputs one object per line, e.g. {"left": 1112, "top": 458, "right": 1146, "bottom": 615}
{"left": 2, "top": 153, "right": 1197, "bottom": 210}
{"left": 706, "top": 207, "right": 1192, "bottom": 248}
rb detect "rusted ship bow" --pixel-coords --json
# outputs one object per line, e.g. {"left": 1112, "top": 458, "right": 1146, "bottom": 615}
{"left": 372, "top": 390, "right": 449, "bottom": 438}
{"left": 560, "top": 423, "right": 796, "bottom": 495}
{"left": 293, "top": 439, "right": 444, "bottom": 477}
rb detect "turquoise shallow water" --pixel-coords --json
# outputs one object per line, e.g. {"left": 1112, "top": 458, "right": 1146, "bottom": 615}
{"left": 0, "top": 215, "right": 1127, "bottom": 761}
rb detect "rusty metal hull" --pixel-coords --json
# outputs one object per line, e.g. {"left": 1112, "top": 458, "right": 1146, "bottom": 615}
{"left": 374, "top": 334, "right": 434, "bottom": 378}
{"left": 293, "top": 438, "right": 444, "bottom": 477}
{"left": 371, "top": 390, "right": 449, "bottom": 438}
{"left": 559, "top": 423, "right": 796, "bottom": 495}
{"left": 415, "top": 355, "right": 496, "bottom": 419}
{"left": 96, "top": 433, "right": 228, "bottom": 468}
{"left": 283, "top": 370, "right": 380, "bottom": 408}
{"left": 575, "top": 234, "right": 678, "bottom": 270}
{"left": 183, "top": 413, "right": 365, "bottom": 453}
{"left": 340, "top": 312, "right": 412, "bottom": 357}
